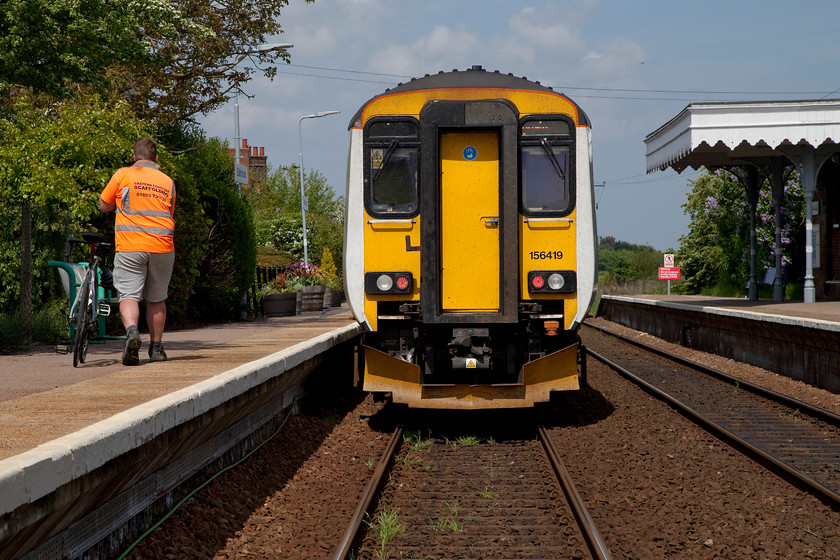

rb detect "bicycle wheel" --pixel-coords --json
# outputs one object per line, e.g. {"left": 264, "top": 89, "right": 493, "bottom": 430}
{"left": 73, "top": 276, "right": 91, "bottom": 367}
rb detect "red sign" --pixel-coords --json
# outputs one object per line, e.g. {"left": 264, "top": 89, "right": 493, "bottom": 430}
{"left": 659, "top": 267, "right": 681, "bottom": 280}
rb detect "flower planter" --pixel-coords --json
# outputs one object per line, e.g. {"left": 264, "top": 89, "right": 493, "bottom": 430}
{"left": 300, "top": 285, "right": 325, "bottom": 312}
{"left": 331, "top": 291, "right": 343, "bottom": 307}
{"left": 261, "top": 292, "right": 297, "bottom": 317}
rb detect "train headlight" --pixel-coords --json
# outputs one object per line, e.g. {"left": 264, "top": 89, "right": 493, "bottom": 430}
{"left": 376, "top": 274, "right": 394, "bottom": 292}
{"left": 365, "top": 272, "right": 414, "bottom": 294}
{"left": 547, "top": 273, "right": 565, "bottom": 290}
{"left": 527, "top": 271, "right": 576, "bottom": 293}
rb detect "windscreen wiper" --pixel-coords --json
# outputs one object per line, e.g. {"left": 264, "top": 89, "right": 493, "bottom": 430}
{"left": 540, "top": 138, "right": 566, "bottom": 181}
{"left": 372, "top": 140, "right": 399, "bottom": 182}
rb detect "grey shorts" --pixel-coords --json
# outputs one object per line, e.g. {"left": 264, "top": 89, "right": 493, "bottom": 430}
{"left": 113, "top": 251, "right": 175, "bottom": 303}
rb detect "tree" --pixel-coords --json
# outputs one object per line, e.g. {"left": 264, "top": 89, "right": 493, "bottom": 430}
{"left": 598, "top": 237, "right": 661, "bottom": 284}
{"left": 108, "top": 0, "right": 306, "bottom": 128}
{"left": 248, "top": 165, "right": 344, "bottom": 268}
{"left": 0, "top": 0, "right": 308, "bottom": 335}
{"left": 677, "top": 168, "right": 804, "bottom": 293}
{"left": 1, "top": 0, "right": 302, "bottom": 131}
{"left": 0, "top": 90, "right": 151, "bottom": 338}
{"left": 0, "top": 0, "right": 203, "bottom": 97}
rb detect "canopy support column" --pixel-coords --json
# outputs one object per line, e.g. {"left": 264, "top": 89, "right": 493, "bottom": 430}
{"left": 801, "top": 151, "right": 817, "bottom": 303}
{"left": 779, "top": 146, "right": 819, "bottom": 303}
{"left": 744, "top": 166, "right": 760, "bottom": 301}
{"left": 770, "top": 158, "right": 786, "bottom": 302}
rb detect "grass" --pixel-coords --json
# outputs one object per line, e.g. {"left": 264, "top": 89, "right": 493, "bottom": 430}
{"left": 430, "top": 501, "right": 473, "bottom": 533}
{"left": 395, "top": 451, "right": 423, "bottom": 466}
{"left": 483, "top": 452, "right": 513, "bottom": 478}
{"left": 443, "top": 434, "right": 481, "bottom": 451}
{"left": 365, "top": 509, "right": 405, "bottom": 560}
{"left": 403, "top": 430, "right": 434, "bottom": 451}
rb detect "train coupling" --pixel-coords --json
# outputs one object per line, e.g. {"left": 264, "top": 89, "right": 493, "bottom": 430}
{"left": 448, "top": 327, "right": 492, "bottom": 370}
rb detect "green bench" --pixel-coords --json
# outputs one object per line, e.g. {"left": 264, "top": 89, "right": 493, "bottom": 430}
{"left": 48, "top": 260, "right": 121, "bottom": 339}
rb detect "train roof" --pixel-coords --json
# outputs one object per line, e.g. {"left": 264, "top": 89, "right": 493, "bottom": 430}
{"left": 349, "top": 65, "right": 591, "bottom": 129}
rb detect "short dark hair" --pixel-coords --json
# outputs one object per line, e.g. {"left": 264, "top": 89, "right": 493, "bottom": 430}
{"left": 133, "top": 137, "right": 157, "bottom": 161}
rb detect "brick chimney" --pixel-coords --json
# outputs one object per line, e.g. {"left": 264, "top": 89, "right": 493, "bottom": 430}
{"left": 228, "top": 138, "right": 267, "bottom": 189}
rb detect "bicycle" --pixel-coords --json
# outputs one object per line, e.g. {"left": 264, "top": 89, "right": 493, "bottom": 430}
{"left": 65, "top": 232, "right": 115, "bottom": 367}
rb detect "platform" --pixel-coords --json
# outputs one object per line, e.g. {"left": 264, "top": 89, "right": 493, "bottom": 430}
{"left": 0, "top": 307, "right": 362, "bottom": 559}
{"left": 596, "top": 295, "right": 840, "bottom": 392}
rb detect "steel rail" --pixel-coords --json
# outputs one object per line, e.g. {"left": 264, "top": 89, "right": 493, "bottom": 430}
{"left": 586, "top": 347, "right": 840, "bottom": 507}
{"left": 583, "top": 321, "right": 840, "bottom": 426}
{"left": 539, "top": 427, "right": 612, "bottom": 560}
{"left": 332, "top": 426, "right": 403, "bottom": 560}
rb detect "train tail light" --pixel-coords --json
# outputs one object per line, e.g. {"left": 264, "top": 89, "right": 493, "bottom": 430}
{"left": 527, "top": 271, "right": 576, "bottom": 293}
{"left": 365, "top": 272, "right": 414, "bottom": 294}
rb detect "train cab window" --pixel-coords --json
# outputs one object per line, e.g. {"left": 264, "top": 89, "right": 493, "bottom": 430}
{"left": 365, "top": 118, "right": 420, "bottom": 217}
{"left": 520, "top": 117, "right": 575, "bottom": 216}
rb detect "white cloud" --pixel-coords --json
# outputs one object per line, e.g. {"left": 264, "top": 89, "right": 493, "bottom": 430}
{"left": 581, "top": 37, "right": 648, "bottom": 79}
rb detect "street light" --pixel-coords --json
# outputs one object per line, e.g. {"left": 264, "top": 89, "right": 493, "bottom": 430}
{"left": 299, "top": 110, "right": 340, "bottom": 265}
{"left": 233, "top": 43, "right": 293, "bottom": 193}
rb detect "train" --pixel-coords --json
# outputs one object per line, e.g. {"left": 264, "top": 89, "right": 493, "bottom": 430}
{"left": 342, "top": 65, "right": 597, "bottom": 409}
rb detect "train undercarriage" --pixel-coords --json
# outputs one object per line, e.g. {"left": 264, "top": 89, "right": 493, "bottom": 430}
{"left": 360, "top": 302, "right": 587, "bottom": 409}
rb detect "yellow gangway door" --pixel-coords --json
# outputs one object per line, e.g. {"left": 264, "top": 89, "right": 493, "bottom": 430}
{"left": 440, "top": 131, "right": 500, "bottom": 312}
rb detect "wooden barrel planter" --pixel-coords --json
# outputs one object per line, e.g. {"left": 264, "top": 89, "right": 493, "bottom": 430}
{"left": 261, "top": 292, "right": 297, "bottom": 317}
{"left": 331, "top": 290, "right": 343, "bottom": 307}
{"left": 300, "top": 285, "right": 325, "bottom": 312}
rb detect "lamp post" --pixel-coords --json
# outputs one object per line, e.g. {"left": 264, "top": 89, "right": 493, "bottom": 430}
{"left": 298, "top": 110, "right": 340, "bottom": 265}
{"left": 233, "top": 43, "right": 293, "bottom": 193}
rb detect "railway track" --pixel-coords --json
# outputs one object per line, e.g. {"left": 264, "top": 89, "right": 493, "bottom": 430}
{"left": 583, "top": 321, "right": 840, "bottom": 507}
{"left": 334, "top": 426, "right": 611, "bottom": 559}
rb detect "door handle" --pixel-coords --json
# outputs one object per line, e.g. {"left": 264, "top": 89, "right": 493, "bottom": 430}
{"left": 480, "top": 216, "right": 499, "bottom": 227}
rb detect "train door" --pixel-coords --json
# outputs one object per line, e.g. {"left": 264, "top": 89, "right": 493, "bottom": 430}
{"left": 419, "top": 99, "right": 520, "bottom": 325}
{"left": 439, "top": 131, "right": 500, "bottom": 312}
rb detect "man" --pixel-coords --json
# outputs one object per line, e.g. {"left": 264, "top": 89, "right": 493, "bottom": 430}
{"left": 100, "top": 137, "right": 176, "bottom": 365}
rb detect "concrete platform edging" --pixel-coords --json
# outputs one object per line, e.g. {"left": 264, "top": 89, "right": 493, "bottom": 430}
{"left": 0, "top": 322, "right": 362, "bottom": 518}
{"left": 597, "top": 295, "right": 840, "bottom": 393}
{"left": 603, "top": 295, "right": 840, "bottom": 332}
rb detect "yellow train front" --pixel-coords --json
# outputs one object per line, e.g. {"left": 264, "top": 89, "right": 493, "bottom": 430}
{"left": 343, "top": 66, "right": 597, "bottom": 409}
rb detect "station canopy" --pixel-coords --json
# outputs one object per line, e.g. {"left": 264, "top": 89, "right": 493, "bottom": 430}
{"left": 644, "top": 99, "right": 840, "bottom": 304}
{"left": 645, "top": 99, "right": 840, "bottom": 173}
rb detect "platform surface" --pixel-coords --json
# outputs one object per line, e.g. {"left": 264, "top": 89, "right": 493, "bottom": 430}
{"left": 601, "top": 294, "right": 840, "bottom": 329}
{"left": 0, "top": 308, "right": 357, "bottom": 462}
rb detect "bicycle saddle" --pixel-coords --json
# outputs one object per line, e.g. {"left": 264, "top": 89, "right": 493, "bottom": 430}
{"left": 82, "top": 232, "right": 107, "bottom": 244}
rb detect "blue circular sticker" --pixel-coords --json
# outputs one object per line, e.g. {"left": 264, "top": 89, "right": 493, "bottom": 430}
{"left": 463, "top": 146, "right": 477, "bottom": 161}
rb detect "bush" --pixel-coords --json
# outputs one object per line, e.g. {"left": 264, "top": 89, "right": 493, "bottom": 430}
{"left": 255, "top": 246, "right": 295, "bottom": 268}
{"left": 0, "top": 300, "right": 69, "bottom": 350}
{"left": 0, "top": 90, "right": 151, "bottom": 315}
{"left": 248, "top": 165, "right": 344, "bottom": 272}
{"left": 173, "top": 138, "right": 255, "bottom": 322}
{"left": 320, "top": 247, "right": 342, "bottom": 292}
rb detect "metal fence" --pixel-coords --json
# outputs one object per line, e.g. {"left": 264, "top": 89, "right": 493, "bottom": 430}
{"left": 252, "top": 266, "right": 285, "bottom": 316}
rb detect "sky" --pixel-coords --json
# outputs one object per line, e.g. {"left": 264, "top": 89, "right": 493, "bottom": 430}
{"left": 199, "top": 0, "right": 840, "bottom": 251}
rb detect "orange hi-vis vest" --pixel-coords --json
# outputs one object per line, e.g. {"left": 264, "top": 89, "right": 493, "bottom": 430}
{"left": 101, "top": 160, "right": 176, "bottom": 253}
